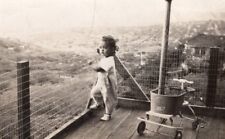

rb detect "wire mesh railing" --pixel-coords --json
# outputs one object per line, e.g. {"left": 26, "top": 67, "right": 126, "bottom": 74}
{"left": 0, "top": 60, "right": 93, "bottom": 139}
{"left": 0, "top": 43, "right": 224, "bottom": 139}
{"left": 116, "top": 46, "right": 225, "bottom": 107}
{"left": 0, "top": 66, "right": 20, "bottom": 139}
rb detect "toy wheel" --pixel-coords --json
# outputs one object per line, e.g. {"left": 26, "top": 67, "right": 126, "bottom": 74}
{"left": 137, "top": 121, "right": 146, "bottom": 136}
{"left": 192, "top": 119, "right": 199, "bottom": 130}
{"left": 174, "top": 130, "right": 182, "bottom": 139}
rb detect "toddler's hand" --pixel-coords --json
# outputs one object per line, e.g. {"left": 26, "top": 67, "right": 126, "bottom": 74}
{"left": 93, "top": 66, "right": 105, "bottom": 72}
{"left": 88, "top": 60, "right": 94, "bottom": 65}
{"left": 91, "top": 62, "right": 98, "bottom": 69}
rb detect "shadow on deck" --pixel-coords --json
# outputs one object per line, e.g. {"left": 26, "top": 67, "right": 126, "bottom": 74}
{"left": 51, "top": 107, "right": 225, "bottom": 139}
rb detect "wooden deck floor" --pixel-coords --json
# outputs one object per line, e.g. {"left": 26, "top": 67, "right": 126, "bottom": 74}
{"left": 55, "top": 108, "right": 225, "bottom": 139}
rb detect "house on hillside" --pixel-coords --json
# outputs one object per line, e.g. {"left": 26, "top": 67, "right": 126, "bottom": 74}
{"left": 182, "top": 34, "right": 225, "bottom": 58}
{"left": 177, "top": 34, "right": 225, "bottom": 73}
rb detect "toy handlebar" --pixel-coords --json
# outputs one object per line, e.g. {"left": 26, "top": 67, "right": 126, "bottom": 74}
{"left": 173, "top": 78, "right": 194, "bottom": 90}
{"left": 173, "top": 78, "right": 193, "bottom": 84}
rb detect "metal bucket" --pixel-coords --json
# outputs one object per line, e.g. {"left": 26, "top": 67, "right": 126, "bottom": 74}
{"left": 150, "top": 88, "right": 186, "bottom": 115}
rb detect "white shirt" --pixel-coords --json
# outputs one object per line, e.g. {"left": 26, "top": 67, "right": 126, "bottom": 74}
{"left": 97, "top": 56, "right": 118, "bottom": 99}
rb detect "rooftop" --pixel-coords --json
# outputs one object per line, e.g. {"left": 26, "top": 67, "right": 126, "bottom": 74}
{"left": 183, "top": 34, "right": 225, "bottom": 48}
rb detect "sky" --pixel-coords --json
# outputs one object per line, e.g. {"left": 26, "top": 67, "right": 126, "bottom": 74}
{"left": 0, "top": 0, "right": 225, "bottom": 36}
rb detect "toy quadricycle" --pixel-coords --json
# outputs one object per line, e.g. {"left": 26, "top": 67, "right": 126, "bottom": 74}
{"left": 137, "top": 78, "right": 205, "bottom": 139}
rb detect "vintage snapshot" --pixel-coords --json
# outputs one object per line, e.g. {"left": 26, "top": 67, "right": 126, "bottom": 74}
{"left": 0, "top": 0, "right": 225, "bottom": 139}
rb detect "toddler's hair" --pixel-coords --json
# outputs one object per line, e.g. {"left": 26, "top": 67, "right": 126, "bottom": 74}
{"left": 102, "top": 35, "right": 119, "bottom": 52}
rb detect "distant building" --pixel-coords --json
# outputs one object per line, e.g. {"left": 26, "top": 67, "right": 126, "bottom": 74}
{"left": 182, "top": 34, "right": 225, "bottom": 58}
{"left": 178, "top": 34, "right": 225, "bottom": 73}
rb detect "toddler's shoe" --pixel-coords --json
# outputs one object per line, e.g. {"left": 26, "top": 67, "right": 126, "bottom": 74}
{"left": 89, "top": 103, "right": 100, "bottom": 109}
{"left": 100, "top": 114, "right": 111, "bottom": 121}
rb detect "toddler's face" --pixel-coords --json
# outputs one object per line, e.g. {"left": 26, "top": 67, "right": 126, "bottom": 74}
{"left": 98, "top": 42, "right": 114, "bottom": 57}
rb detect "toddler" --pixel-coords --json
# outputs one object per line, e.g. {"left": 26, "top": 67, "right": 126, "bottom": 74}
{"left": 89, "top": 35, "right": 119, "bottom": 121}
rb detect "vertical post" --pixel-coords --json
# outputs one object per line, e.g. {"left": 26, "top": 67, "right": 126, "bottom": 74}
{"left": 140, "top": 52, "right": 144, "bottom": 65}
{"left": 206, "top": 47, "right": 219, "bottom": 107}
{"left": 158, "top": 0, "right": 172, "bottom": 94}
{"left": 17, "top": 61, "right": 30, "bottom": 139}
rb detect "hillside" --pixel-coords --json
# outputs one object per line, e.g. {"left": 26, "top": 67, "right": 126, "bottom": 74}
{"left": 0, "top": 36, "right": 92, "bottom": 96}
{"left": 1, "top": 20, "right": 225, "bottom": 92}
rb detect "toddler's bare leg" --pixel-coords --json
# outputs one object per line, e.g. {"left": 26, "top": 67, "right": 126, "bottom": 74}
{"left": 101, "top": 88, "right": 114, "bottom": 115}
{"left": 89, "top": 85, "right": 101, "bottom": 108}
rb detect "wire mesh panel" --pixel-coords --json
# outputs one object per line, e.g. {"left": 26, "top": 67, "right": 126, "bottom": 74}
{"left": 116, "top": 44, "right": 225, "bottom": 107}
{"left": 116, "top": 52, "right": 160, "bottom": 100}
{"left": 0, "top": 53, "right": 94, "bottom": 138}
{"left": 215, "top": 49, "right": 225, "bottom": 107}
{"left": 26, "top": 58, "right": 93, "bottom": 139}
{"left": 115, "top": 55, "right": 149, "bottom": 101}
{"left": 28, "top": 76, "right": 92, "bottom": 138}
{"left": 0, "top": 66, "right": 19, "bottom": 139}
{"left": 165, "top": 46, "right": 208, "bottom": 106}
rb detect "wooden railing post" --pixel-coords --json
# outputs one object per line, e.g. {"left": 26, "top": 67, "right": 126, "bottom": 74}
{"left": 206, "top": 47, "right": 219, "bottom": 107}
{"left": 17, "top": 61, "right": 30, "bottom": 139}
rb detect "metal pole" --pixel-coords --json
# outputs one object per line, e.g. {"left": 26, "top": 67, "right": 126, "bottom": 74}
{"left": 17, "top": 61, "right": 30, "bottom": 139}
{"left": 158, "top": 0, "right": 172, "bottom": 94}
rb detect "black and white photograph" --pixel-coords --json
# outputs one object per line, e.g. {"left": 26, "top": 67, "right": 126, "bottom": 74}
{"left": 0, "top": 0, "right": 225, "bottom": 138}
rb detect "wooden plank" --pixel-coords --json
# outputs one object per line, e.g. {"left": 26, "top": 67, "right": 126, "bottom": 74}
{"left": 59, "top": 108, "right": 132, "bottom": 139}
{"left": 106, "top": 110, "right": 143, "bottom": 139}
{"left": 77, "top": 109, "right": 118, "bottom": 139}
{"left": 206, "top": 47, "right": 219, "bottom": 107}
{"left": 182, "top": 105, "right": 225, "bottom": 118}
{"left": 197, "top": 117, "right": 225, "bottom": 139}
{"left": 118, "top": 97, "right": 150, "bottom": 110}
{"left": 45, "top": 109, "right": 93, "bottom": 139}
{"left": 49, "top": 101, "right": 225, "bottom": 139}
{"left": 56, "top": 108, "right": 106, "bottom": 139}
{"left": 17, "top": 61, "right": 31, "bottom": 139}
{"left": 218, "top": 118, "right": 225, "bottom": 139}
{"left": 50, "top": 107, "right": 224, "bottom": 139}
{"left": 90, "top": 108, "right": 132, "bottom": 139}
{"left": 197, "top": 117, "right": 220, "bottom": 139}
{"left": 181, "top": 117, "right": 198, "bottom": 139}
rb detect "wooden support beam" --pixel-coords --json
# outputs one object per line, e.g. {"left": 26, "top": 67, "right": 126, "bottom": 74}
{"left": 206, "top": 47, "right": 219, "bottom": 107}
{"left": 117, "top": 97, "right": 150, "bottom": 110}
{"left": 183, "top": 105, "right": 225, "bottom": 118}
{"left": 114, "top": 56, "right": 150, "bottom": 101}
{"left": 17, "top": 61, "right": 31, "bottom": 139}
